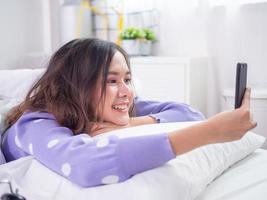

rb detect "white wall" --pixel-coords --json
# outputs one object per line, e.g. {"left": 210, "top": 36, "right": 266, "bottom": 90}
{"left": 0, "top": 0, "right": 47, "bottom": 68}
{"left": 154, "top": 0, "right": 208, "bottom": 57}
{"left": 154, "top": 1, "right": 267, "bottom": 116}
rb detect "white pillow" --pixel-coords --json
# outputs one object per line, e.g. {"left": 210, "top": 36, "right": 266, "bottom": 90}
{"left": 0, "top": 113, "right": 5, "bottom": 164}
{"left": 97, "top": 122, "right": 266, "bottom": 197}
{"left": 0, "top": 144, "right": 5, "bottom": 164}
{"left": 0, "top": 68, "right": 45, "bottom": 101}
{"left": 0, "top": 122, "right": 265, "bottom": 200}
{"left": 0, "top": 99, "right": 21, "bottom": 133}
{"left": 0, "top": 98, "right": 22, "bottom": 164}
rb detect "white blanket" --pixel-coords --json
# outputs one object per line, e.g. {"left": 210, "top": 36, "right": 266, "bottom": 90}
{"left": 197, "top": 149, "right": 267, "bottom": 200}
{"left": 0, "top": 122, "right": 265, "bottom": 200}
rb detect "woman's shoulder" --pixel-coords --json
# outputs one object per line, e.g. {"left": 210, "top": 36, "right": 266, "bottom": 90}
{"left": 5, "top": 111, "right": 66, "bottom": 138}
{"left": 18, "top": 111, "right": 56, "bottom": 124}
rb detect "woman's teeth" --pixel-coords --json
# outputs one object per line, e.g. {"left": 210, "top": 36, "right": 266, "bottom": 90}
{"left": 112, "top": 105, "right": 128, "bottom": 110}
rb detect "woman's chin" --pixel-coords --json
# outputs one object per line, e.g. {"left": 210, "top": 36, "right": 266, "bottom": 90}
{"left": 114, "top": 121, "right": 129, "bottom": 126}
{"left": 112, "top": 117, "right": 130, "bottom": 126}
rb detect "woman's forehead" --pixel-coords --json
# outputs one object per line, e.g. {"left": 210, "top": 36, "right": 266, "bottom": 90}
{"left": 109, "top": 51, "right": 129, "bottom": 72}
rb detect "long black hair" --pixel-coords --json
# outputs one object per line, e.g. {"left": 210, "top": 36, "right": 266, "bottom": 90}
{"left": 6, "top": 38, "right": 132, "bottom": 134}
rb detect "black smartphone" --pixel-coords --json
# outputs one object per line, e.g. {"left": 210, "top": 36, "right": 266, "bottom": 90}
{"left": 235, "top": 63, "right": 247, "bottom": 109}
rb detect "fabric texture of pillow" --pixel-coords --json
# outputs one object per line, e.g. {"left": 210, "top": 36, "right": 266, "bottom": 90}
{"left": 0, "top": 112, "right": 6, "bottom": 164}
{"left": 0, "top": 68, "right": 45, "bottom": 165}
{"left": 0, "top": 98, "right": 22, "bottom": 164}
{"left": 0, "top": 98, "right": 21, "bottom": 133}
{"left": 0, "top": 122, "right": 265, "bottom": 199}
{"left": 0, "top": 144, "right": 5, "bottom": 164}
{"left": 0, "top": 68, "right": 45, "bottom": 101}
{"left": 0, "top": 113, "right": 6, "bottom": 164}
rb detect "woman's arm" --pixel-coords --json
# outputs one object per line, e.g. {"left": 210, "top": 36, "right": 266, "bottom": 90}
{"left": 134, "top": 97, "right": 205, "bottom": 123}
{"left": 3, "top": 89, "right": 256, "bottom": 188}
{"left": 91, "top": 97, "right": 205, "bottom": 136}
{"left": 90, "top": 89, "right": 256, "bottom": 155}
{"left": 168, "top": 88, "right": 257, "bottom": 155}
{"left": 2, "top": 112, "right": 175, "bottom": 187}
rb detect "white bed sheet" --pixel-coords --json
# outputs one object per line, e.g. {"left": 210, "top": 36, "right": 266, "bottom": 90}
{"left": 1, "top": 149, "right": 266, "bottom": 200}
{"left": 196, "top": 149, "right": 267, "bottom": 200}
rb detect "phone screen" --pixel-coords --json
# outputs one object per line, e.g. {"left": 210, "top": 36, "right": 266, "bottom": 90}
{"left": 235, "top": 63, "right": 247, "bottom": 109}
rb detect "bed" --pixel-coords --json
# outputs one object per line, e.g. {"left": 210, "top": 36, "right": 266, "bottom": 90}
{"left": 0, "top": 68, "right": 267, "bottom": 200}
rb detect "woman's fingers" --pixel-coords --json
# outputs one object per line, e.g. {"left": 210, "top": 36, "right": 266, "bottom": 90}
{"left": 250, "top": 111, "right": 258, "bottom": 129}
{"left": 241, "top": 88, "right": 257, "bottom": 130}
{"left": 251, "top": 120, "right": 257, "bottom": 129}
{"left": 241, "top": 87, "right": 251, "bottom": 109}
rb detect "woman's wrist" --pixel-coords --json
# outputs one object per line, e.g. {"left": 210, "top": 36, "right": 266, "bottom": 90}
{"left": 130, "top": 116, "right": 157, "bottom": 126}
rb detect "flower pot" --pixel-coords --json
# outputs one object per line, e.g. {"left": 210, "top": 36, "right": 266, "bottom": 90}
{"left": 121, "top": 40, "right": 141, "bottom": 56}
{"left": 140, "top": 40, "right": 153, "bottom": 56}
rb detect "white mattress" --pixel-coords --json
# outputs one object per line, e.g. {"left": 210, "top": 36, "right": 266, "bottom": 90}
{"left": 196, "top": 149, "right": 267, "bottom": 200}
{"left": 1, "top": 149, "right": 266, "bottom": 200}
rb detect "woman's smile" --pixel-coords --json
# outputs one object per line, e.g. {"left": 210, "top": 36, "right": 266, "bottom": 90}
{"left": 112, "top": 103, "right": 129, "bottom": 112}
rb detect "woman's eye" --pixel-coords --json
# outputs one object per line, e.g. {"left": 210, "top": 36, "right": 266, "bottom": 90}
{"left": 107, "top": 79, "right": 117, "bottom": 84}
{"left": 125, "top": 78, "right": 132, "bottom": 84}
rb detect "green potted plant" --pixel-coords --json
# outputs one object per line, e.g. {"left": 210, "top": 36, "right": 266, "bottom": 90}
{"left": 119, "top": 27, "right": 145, "bottom": 56}
{"left": 140, "top": 28, "right": 157, "bottom": 56}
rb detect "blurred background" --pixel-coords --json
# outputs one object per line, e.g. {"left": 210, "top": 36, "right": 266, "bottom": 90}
{"left": 0, "top": 0, "right": 267, "bottom": 133}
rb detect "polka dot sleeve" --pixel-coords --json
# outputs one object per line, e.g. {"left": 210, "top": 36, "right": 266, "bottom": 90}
{"left": 2, "top": 111, "right": 175, "bottom": 187}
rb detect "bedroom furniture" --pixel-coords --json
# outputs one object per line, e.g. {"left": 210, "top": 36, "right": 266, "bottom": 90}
{"left": 130, "top": 56, "right": 208, "bottom": 116}
{"left": 222, "top": 88, "right": 267, "bottom": 149}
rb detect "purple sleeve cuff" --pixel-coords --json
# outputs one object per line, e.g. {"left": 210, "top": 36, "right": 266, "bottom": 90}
{"left": 149, "top": 104, "right": 205, "bottom": 123}
{"left": 149, "top": 114, "right": 167, "bottom": 123}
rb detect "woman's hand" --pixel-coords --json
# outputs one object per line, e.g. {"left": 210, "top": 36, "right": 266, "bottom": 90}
{"left": 168, "top": 88, "right": 257, "bottom": 155}
{"left": 206, "top": 88, "right": 257, "bottom": 143}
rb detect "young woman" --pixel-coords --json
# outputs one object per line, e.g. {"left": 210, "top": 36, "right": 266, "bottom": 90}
{"left": 2, "top": 38, "right": 256, "bottom": 187}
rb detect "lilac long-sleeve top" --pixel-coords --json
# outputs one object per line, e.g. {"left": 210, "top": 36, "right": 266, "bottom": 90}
{"left": 2, "top": 98, "right": 205, "bottom": 187}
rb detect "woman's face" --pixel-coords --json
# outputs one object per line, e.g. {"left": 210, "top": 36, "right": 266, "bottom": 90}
{"left": 94, "top": 51, "right": 134, "bottom": 125}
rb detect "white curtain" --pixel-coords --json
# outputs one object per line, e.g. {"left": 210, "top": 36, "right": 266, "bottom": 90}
{"left": 154, "top": 0, "right": 267, "bottom": 116}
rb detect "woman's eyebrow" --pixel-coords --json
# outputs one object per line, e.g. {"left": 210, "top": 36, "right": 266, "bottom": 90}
{"left": 108, "top": 71, "right": 131, "bottom": 75}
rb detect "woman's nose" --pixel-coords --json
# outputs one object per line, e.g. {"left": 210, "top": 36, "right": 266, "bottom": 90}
{"left": 118, "top": 82, "right": 131, "bottom": 97}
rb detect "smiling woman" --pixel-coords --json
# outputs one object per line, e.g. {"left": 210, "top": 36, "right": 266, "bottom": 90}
{"left": 1, "top": 38, "right": 256, "bottom": 188}
{"left": 92, "top": 52, "right": 134, "bottom": 129}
